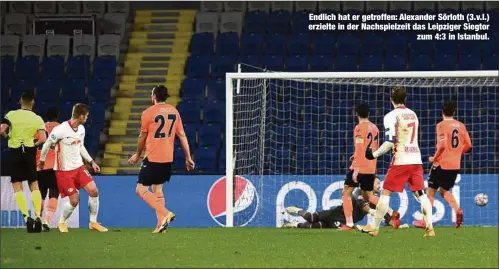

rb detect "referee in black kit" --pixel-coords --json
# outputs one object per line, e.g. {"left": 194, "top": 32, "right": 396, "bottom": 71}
{"left": 1, "top": 92, "right": 47, "bottom": 233}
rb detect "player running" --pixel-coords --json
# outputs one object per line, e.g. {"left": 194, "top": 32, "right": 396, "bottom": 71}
{"left": 1, "top": 92, "right": 46, "bottom": 233}
{"left": 128, "top": 85, "right": 195, "bottom": 234}
{"left": 414, "top": 101, "right": 472, "bottom": 229}
{"left": 34, "top": 107, "right": 60, "bottom": 232}
{"left": 39, "top": 103, "right": 107, "bottom": 233}
{"left": 283, "top": 177, "right": 396, "bottom": 229}
{"left": 341, "top": 103, "right": 381, "bottom": 230}
{"left": 364, "top": 87, "right": 435, "bottom": 237}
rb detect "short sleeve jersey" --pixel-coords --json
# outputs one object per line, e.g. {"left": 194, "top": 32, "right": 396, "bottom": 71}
{"left": 45, "top": 121, "right": 85, "bottom": 171}
{"left": 35, "top": 122, "right": 60, "bottom": 170}
{"left": 4, "top": 109, "right": 45, "bottom": 148}
{"left": 433, "top": 119, "right": 471, "bottom": 170}
{"left": 140, "top": 103, "right": 184, "bottom": 163}
{"left": 383, "top": 106, "right": 422, "bottom": 165}
{"left": 350, "top": 121, "right": 379, "bottom": 174}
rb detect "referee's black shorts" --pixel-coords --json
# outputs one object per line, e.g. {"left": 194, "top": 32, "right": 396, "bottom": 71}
{"left": 6, "top": 146, "right": 37, "bottom": 183}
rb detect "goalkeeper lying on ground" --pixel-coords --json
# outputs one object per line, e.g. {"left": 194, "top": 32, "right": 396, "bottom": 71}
{"left": 282, "top": 177, "right": 398, "bottom": 229}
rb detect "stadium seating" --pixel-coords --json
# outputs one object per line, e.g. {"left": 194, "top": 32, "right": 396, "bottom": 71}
{"left": 0, "top": 4, "right": 119, "bottom": 158}
{"left": 174, "top": 1, "right": 499, "bottom": 174}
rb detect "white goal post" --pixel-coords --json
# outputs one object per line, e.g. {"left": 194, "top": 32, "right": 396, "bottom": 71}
{"left": 225, "top": 70, "right": 499, "bottom": 228}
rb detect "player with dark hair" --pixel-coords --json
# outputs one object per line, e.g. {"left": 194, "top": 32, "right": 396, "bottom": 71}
{"left": 340, "top": 103, "right": 381, "bottom": 230}
{"left": 364, "top": 87, "right": 435, "bottom": 237}
{"left": 0, "top": 91, "right": 46, "bottom": 233}
{"left": 128, "top": 85, "right": 195, "bottom": 233}
{"left": 39, "top": 103, "right": 106, "bottom": 233}
{"left": 282, "top": 177, "right": 395, "bottom": 229}
{"left": 414, "top": 101, "right": 472, "bottom": 229}
{"left": 34, "top": 107, "right": 60, "bottom": 231}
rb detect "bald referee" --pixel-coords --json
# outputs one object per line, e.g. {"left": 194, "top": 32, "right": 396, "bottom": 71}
{"left": 1, "top": 92, "right": 47, "bottom": 233}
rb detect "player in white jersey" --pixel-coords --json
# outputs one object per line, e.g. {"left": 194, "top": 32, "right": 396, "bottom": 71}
{"left": 39, "top": 103, "right": 107, "bottom": 233}
{"left": 363, "top": 87, "right": 435, "bottom": 237}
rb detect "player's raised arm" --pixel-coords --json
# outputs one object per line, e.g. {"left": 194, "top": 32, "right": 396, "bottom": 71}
{"left": 366, "top": 114, "right": 395, "bottom": 160}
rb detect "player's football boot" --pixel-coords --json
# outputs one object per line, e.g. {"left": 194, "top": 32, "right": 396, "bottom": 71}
{"left": 423, "top": 228, "right": 436, "bottom": 237}
{"left": 58, "top": 222, "right": 69, "bottom": 233}
{"left": 455, "top": 209, "right": 464, "bottom": 228}
{"left": 412, "top": 220, "right": 426, "bottom": 229}
{"left": 281, "top": 221, "right": 297, "bottom": 228}
{"left": 391, "top": 211, "right": 400, "bottom": 229}
{"left": 158, "top": 212, "right": 176, "bottom": 233}
{"left": 358, "top": 225, "right": 379, "bottom": 236}
{"left": 338, "top": 224, "right": 354, "bottom": 230}
{"left": 34, "top": 217, "right": 42, "bottom": 233}
{"left": 89, "top": 222, "right": 108, "bottom": 232}
{"left": 26, "top": 217, "right": 35, "bottom": 233}
{"left": 285, "top": 206, "right": 302, "bottom": 215}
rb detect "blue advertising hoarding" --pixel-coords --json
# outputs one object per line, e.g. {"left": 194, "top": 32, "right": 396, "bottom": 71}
{"left": 74, "top": 174, "right": 497, "bottom": 228}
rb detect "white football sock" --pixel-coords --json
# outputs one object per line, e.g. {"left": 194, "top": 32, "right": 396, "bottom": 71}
{"left": 88, "top": 196, "right": 100, "bottom": 223}
{"left": 419, "top": 194, "right": 433, "bottom": 229}
{"left": 373, "top": 194, "right": 390, "bottom": 231}
{"left": 59, "top": 202, "right": 76, "bottom": 223}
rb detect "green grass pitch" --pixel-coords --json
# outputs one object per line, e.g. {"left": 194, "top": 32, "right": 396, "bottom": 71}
{"left": 1, "top": 227, "right": 498, "bottom": 268}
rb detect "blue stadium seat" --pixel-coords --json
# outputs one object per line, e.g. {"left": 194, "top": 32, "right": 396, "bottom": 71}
{"left": 267, "top": 10, "right": 291, "bottom": 34}
{"left": 93, "top": 56, "right": 117, "bottom": 80}
{"left": 362, "top": 32, "right": 384, "bottom": 54}
{"left": 458, "top": 54, "right": 482, "bottom": 70}
{"left": 33, "top": 102, "right": 47, "bottom": 119}
{"left": 238, "top": 54, "right": 262, "bottom": 69}
{"left": 12, "top": 79, "right": 36, "bottom": 98}
{"left": 182, "top": 123, "right": 199, "bottom": 144}
{"left": 176, "top": 99, "right": 202, "bottom": 123}
{"left": 483, "top": 53, "right": 498, "bottom": 69}
{"left": 411, "top": 40, "right": 433, "bottom": 55}
{"left": 59, "top": 102, "right": 75, "bottom": 120}
{"left": 433, "top": 53, "right": 456, "bottom": 70}
{"left": 61, "top": 78, "right": 86, "bottom": 101}
{"left": 240, "top": 33, "right": 263, "bottom": 56}
{"left": 207, "top": 78, "right": 225, "bottom": 101}
{"left": 313, "top": 33, "right": 336, "bottom": 55}
{"left": 434, "top": 42, "right": 457, "bottom": 56}
{"left": 203, "top": 100, "right": 225, "bottom": 124}
{"left": 310, "top": 54, "right": 333, "bottom": 71}
{"left": 185, "top": 55, "right": 210, "bottom": 78}
{"left": 67, "top": 56, "right": 90, "bottom": 79}
{"left": 385, "top": 31, "right": 409, "bottom": 55}
{"left": 16, "top": 56, "right": 39, "bottom": 80}
{"left": 215, "top": 32, "right": 239, "bottom": 58}
{"left": 190, "top": 33, "right": 214, "bottom": 55}
{"left": 36, "top": 78, "right": 61, "bottom": 102}
{"left": 285, "top": 55, "right": 308, "bottom": 71}
{"left": 337, "top": 33, "right": 361, "bottom": 55}
{"left": 88, "top": 77, "right": 113, "bottom": 101}
{"left": 384, "top": 53, "right": 406, "bottom": 71}
{"left": 264, "top": 54, "right": 284, "bottom": 71}
{"left": 181, "top": 78, "right": 205, "bottom": 100}
{"left": 88, "top": 101, "right": 107, "bottom": 124}
{"left": 211, "top": 56, "right": 235, "bottom": 78}
{"left": 409, "top": 52, "right": 431, "bottom": 71}
{"left": 43, "top": 56, "right": 65, "bottom": 80}
{"left": 288, "top": 33, "right": 309, "bottom": 55}
{"left": 195, "top": 146, "right": 218, "bottom": 172}
{"left": 291, "top": 11, "right": 309, "bottom": 33}
{"left": 244, "top": 11, "right": 267, "bottom": 34}
{"left": 198, "top": 124, "right": 221, "bottom": 147}
{"left": 457, "top": 42, "right": 482, "bottom": 56}
{"left": 1, "top": 56, "right": 15, "bottom": 82}
{"left": 335, "top": 54, "right": 358, "bottom": 71}
{"left": 265, "top": 33, "right": 287, "bottom": 55}
{"left": 359, "top": 54, "right": 382, "bottom": 71}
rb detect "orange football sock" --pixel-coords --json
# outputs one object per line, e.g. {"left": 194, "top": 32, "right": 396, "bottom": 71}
{"left": 45, "top": 198, "right": 58, "bottom": 223}
{"left": 140, "top": 191, "right": 168, "bottom": 219}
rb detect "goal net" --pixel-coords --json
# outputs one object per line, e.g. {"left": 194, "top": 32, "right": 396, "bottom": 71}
{"left": 225, "top": 71, "right": 498, "bottom": 228}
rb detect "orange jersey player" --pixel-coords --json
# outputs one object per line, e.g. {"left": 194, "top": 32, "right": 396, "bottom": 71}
{"left": 420, "top": 102, "right": 471, "bottom": 229}
{"left": 341, "top": 103, "right": 382, "bottom": 230}
{"left": 128, "top": 85, "right": 195, "bottom": 234}
{"left": 34, "top": 107, "right": 61, "bottom": 231}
